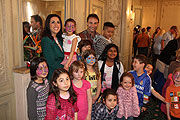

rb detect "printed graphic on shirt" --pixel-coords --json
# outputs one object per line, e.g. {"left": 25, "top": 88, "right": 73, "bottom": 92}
{"left": 140, "top": 80, "right": 143, "bottom": 85}
{"left": 170, "top": 92, "right": 174, "bottom": 97}
{"left": 85, "top": 72, "right": 97, "bottom": 96}
{"left": 177, "top": 92, "right": 180, "bottom": 96}
{"left": 170, "top": 91, "right": 180, "bottom": 110}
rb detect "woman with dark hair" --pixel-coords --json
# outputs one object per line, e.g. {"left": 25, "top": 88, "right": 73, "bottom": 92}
{"left": 41, "top": 14, "right": 64, "bottom": 80}
{"left": 152, "top": 27, "right": 161, "bottom": 39}
{"left": 98, "top": 44, "right": 124, "bottom": 91}
{"left": 23, "top": 21, "right": 30, "bottom": 38}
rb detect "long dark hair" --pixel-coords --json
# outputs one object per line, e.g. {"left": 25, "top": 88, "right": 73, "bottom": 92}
{"left": 50, "top": 68, "right": 77, "bottom": 109}
{"left": 81, "top": 49, "right": 100, "bottom": 80}
{"left": 30, "top": 57, "right": 48, "bottom": 81}
{"left": 23, "top": 21, "right": 30, "bottom": 38}
{"left": 98, "top": 43, "right": 120, "bottom": 62}
{"left": 42, "top": 14, "right": 63, "bottom": 41}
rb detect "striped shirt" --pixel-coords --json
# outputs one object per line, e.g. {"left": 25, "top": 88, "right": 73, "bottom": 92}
{"left": 27, "top": 78, "right": 49, "bottom": 120}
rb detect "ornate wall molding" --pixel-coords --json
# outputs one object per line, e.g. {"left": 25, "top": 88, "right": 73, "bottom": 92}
{"left": 163, "top": 0, "right": 180, "bottom": 6}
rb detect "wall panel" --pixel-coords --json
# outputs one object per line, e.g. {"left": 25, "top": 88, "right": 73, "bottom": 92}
{"left": 0, "top": 0, "right": 18, "bottom": 119}
{"left": 160, "top": 0, "right": 180, "bottom": 31}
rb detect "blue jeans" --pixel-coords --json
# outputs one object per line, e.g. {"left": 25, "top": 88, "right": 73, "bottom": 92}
{"left": 116, "top": 116, "right": 134, "bottom": 120}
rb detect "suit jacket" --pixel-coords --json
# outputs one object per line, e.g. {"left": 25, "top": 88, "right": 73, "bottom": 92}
{"left": 41, "top": 36, "right": 64, "bottom": 80}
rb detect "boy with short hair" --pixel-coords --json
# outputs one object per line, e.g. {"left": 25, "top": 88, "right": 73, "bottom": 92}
{"left": 102, "top": 22, "right": 115, "bottom": 43}
{"left": 130, "top": 54, "right": 151, "bottom": 111}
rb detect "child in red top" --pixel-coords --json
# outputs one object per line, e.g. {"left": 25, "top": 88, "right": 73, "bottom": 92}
{"left": 166, "top": 67, "right": 180, "bottom": 120}
{"left": 45, "top": 68, "right": 78, "bottom": 120}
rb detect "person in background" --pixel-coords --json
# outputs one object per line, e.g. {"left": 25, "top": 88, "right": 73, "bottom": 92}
{"left": 133, "top": 27, "right": 140, "bottom": 57}
{"left": 61, "top": 18, "right": 81, "bottom": 70}
{"left": 23, "top": 21, "right": 31, "bottom": 38}
{"left": 30, "top": 14, "right": 43, "bottom": 37}
{"left": 41, "top": 14, "right": 64, "bottom": 80}
{"left": 28, "top": 14, "right": 43, "bottom": 58}
{"left": 116, "top": 72, "right": 140, "bottom": 120}
{"left": 23, "top": 21, "right": 34, "bottom": 61}
{"left": 69, "top": 61, "right": 92, "bottom": 120}
{"left": 166, "top": 67, "right": 180, "bottom": 120}
{"left": 102, "top": 22, "right": 115, "bottom": 43}
{"left": 45, "top": 68, "right": 78, "bottom": 120}
{"left": 156, "top": 37, "right": 180, "bottom": 79}
{"left": 153, "top": 29, "right": 165, "bottom": 64}
{"left": 136, "top": 28, "right": 150, "bottom": 56}
{"left": 27, "top": 57, "right": 49, "bottom": 120}
{"left": 161, "top": 26, "right": 178, "bottom": 50}
{"left": 92, "top": 88, "right": 119, "bottom": 120}
{"left": 168, "top": 48, "right": 180, "bottom": 74}
{"left": 146, "top": 26, "right": 151, "bottom": 38}
{"left": 152, "top": 27, "right": 161, "bottom": 39}
{"left": 77, "top": 40, "right": 92, "bottom": 60}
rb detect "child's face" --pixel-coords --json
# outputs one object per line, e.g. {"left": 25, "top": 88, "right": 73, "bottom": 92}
{"left": 145, "top": 64, "right": 153, "bottom": 75}
{"left": 121, "top": 76, "right": 132, "bottom": 90}
{"left": 72, "top": 68, "right": 84, "bottom": 80}
{"left": 53, "top": 73, "right": 71, "bottom": 92}
{"left": 81, "top": 45, "right": 91, "bottom": 53}
{"left": 107, "top": 47, "right": 117, "bottom": 60}
{"left": 173, "top": 71, "right": 180, "bottom": 86}
{"left": 86, "top": 54, "right": 95, "bottom": 66}
{"left": 103, "top": 27, "right": 115, "bottom": 40}
{"left": 104, "top": 94, "right": 117, "bottom": 110}
{"left": 132, "top": 58, "right": 144, "bottom": 71}
{"left": 65, "top": 21, "right": 75, "bottom": 35}
{"left": 36, "top": 62, "right": 48, "bottom": 78}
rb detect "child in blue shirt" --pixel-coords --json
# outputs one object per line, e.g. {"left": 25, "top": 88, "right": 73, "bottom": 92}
{"left": 130, "top": 54, "right": 151, "bottom": 112}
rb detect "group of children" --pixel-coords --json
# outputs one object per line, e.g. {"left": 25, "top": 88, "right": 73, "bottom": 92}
{"left": 27, "top": 55, "right": 180, "bottom": 120}
{"left": 27, "top": 17, "right": 180, "bottom": 120}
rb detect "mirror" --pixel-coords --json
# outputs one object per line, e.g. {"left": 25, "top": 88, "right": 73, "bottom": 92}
{"left": 22, "top": 0, "right": 65, "bottom": 61}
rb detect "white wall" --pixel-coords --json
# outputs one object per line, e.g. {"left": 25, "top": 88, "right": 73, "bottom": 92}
{"left": 137, "top": 0, "right": 180, "bottom": 34}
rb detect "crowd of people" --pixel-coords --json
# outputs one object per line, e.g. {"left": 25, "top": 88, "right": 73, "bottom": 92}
{"left": 25, "top": 13, "right": 180, "bottom": 120}
{"left": 133, "top": 25, "right": 180, "bottom": 120}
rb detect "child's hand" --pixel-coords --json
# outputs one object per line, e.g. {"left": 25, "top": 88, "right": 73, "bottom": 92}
{"left": 141, "top": 107, "right": 147, "bottom": 112}
{"left": 85, "top": 113, "right": 91, "bottom": 120}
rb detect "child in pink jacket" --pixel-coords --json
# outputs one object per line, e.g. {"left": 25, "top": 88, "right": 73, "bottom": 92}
{"left": 116, "top": 72, "right": 140, "bottom": 120}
